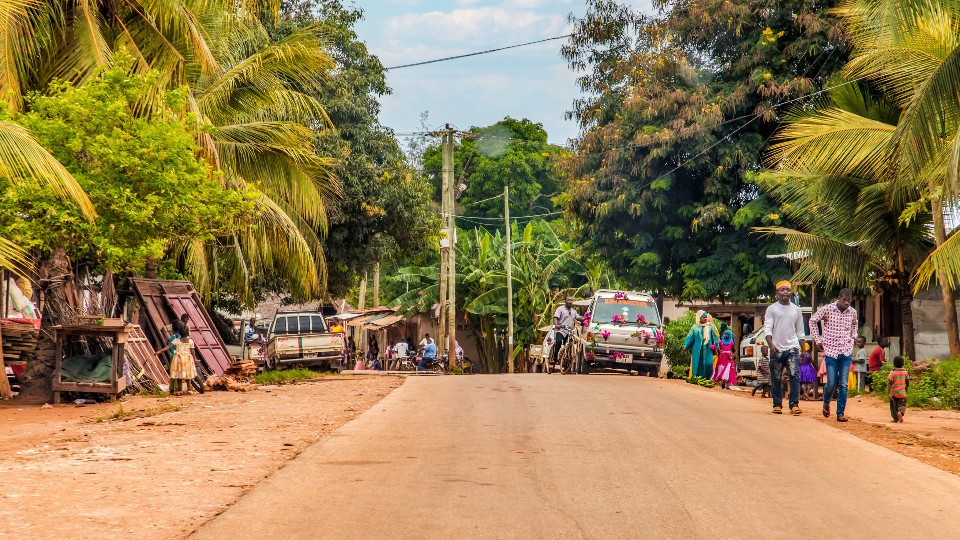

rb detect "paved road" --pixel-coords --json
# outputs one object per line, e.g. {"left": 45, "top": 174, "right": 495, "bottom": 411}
{"left": 193, "top": 375, "right": 960, "bottom": 539}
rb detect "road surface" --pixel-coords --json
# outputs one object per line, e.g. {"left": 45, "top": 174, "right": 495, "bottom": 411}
{"left": 193, "top": 375, "right": 960, "bottom": 539}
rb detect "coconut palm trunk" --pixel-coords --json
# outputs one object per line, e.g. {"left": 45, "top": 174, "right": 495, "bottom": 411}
{"left": 896, "top": 246, "right": 917, "bottom": 361}
{"left": 929, "top": 192, "right": 960, "bottom": 356}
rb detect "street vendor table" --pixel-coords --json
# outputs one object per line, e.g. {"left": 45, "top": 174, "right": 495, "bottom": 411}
{"left": 52, "top": 322, "right": 130, "bottom": 403}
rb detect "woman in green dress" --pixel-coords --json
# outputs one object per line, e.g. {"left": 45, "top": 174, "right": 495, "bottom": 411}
{"left": 684, "top": 310, "right": 720, "bottom": 378}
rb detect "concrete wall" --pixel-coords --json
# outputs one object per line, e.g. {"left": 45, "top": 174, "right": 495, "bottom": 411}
{"left": 911, "top": 287, "right": 957, "bottom": 360}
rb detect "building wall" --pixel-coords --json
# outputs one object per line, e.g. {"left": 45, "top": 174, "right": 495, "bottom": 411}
{"left": 912, "top": 287, "right": 957, "bottom": 360}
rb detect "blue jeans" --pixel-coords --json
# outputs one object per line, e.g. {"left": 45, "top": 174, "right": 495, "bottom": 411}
{"left": 770, "top": 348, "right": 800, "bottom": 409}
{"left": 418, "top": 356, "right": 434, "bottom": 371}
{"left": 823, "top": 354, "right": 853, "bottom": 416}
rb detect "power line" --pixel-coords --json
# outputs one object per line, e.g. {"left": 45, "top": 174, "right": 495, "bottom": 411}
{"left": 384, "top": 35, "right": 571, "bottom": 71}
{"left": 462, "top": 193, "right": 504, "bottom": 207}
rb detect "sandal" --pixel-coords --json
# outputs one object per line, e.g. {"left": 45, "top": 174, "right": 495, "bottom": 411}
{"left": 790, "top": 407, "right": 802, "bottom": 415}
{"left": 837, "top": 415, "right": 848, "bottom": 422}
{"left": 772, "top": 406, "right": 783, "bottom": 414}
{"left": 822, "top": 404, "right": 830, "bottom": 418}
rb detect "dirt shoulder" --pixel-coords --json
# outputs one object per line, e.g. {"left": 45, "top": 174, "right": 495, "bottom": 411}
{"left": 0, "top": 376, "right": 404, "bottom": 539}
{"left": 676, "top": 378, "right": 960, "bottom": 476}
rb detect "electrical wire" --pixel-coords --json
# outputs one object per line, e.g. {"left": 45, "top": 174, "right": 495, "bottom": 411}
{"left": 461, "top": 192, "right": 504, "bottom": 207}
{"left": 384, "top": 35, "right": 571, "bottom": 70}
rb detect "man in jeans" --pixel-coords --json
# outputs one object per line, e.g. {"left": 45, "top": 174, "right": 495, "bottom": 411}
{"left": 552, "top": 296, "right": 582, "bottom": 367}
{"left": 765, "top": 280, "right": 805, "bottom": 415}
{"left": 809, "top": 288, "right": 858, "bottom": 422}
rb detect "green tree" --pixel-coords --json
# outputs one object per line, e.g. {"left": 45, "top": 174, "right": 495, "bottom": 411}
{"left": 1, "top": 0, "right": 341, "bottom": 304}
{"left": 422, "top": 118, "right": 565, "bottom": 223}
{"left": 0, "top": 64, "right": 253, "bottom": 275}
{"left": 559, "top": 0, "right": 847, "bottom": 301}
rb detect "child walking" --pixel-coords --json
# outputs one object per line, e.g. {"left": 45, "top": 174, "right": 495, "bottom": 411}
{"left": 799, "top": 345, "right": 817, "bottom": 400}
{"left": 712, "top": 330, "right": 738, "bottom": 389}
{"left": 888, "top": 356, "right": 909, "bottom": 423}
{"left": 753, "top": 344, "right": 771, "bottom": 398}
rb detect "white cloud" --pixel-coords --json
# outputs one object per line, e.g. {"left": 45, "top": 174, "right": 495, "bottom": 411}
{"left": 385, "top": 6, "right": 565, "bottom": 44}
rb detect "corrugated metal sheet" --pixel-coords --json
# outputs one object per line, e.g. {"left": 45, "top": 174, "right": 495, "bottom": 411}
{"left": 365, "top": 314, "right": 404, "bottom": 329}
{"left": 129, "top": 279, "right": 231, "bottom": 375}
{"left": 125, "top": 324, "right": 169, "bottom": 385}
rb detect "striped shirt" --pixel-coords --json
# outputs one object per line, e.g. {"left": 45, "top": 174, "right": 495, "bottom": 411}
{"left": 887, "top": 368, "right": 909, "bottom": 399}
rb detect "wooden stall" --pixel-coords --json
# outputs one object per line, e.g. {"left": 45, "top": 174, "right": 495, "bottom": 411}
{"left": 52, "top": 322, "right": 130, "bottom": 404}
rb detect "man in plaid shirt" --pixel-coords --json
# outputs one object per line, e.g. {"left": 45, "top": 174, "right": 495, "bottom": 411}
{"left": 809, "top": 288, "right": 858, "bottom": 422}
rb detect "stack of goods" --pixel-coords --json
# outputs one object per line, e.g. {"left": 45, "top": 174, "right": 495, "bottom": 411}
{"left": 1, "top": 319, "right": 40, "bottom": 365}
{"left": 204, "top": 373, "right": 256, "bottom": 392}
{"left": 225, "top": 359, "right": 257, "bottom": 380}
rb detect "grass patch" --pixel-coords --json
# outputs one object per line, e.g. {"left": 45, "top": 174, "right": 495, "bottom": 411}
{"left": 94, "top": 402, "right": 184, "bottom": 423}
{"left": 254, "top": 368, "right": 327, "bottom": 385}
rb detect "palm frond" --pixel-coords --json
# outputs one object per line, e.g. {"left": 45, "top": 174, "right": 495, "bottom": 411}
{"left": 0, "top": 120, "right": 95, "bottom": 220}
{"left": 754, "top": 226, "right": 876, "bottom": 289}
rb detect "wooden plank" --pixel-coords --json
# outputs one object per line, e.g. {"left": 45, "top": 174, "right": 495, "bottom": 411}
{"left": 0, "top": 327, "right": 12, "bottom": 399}
{"left": 129, "top": 278, "right": 231, "bottom": 375}
{"left": 163, "top": 291, "right": 231, "bottom": 375}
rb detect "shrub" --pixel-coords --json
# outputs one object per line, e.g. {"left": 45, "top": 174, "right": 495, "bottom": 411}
{"left": 871, "top": 357, "right": 960, "bottom": 410}
{"left": 662, "top": 311, "right": 721, "bottom": 368}
{"left": 663, "top": 311, "right": 696, "bottom": 368}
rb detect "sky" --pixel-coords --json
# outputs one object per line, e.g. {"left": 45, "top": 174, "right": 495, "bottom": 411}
{"left": 354, "top": 0, "right": 654, "bottom": 146}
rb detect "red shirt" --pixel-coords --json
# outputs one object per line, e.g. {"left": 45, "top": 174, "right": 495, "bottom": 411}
{"left": 868, "top": 346, "right": 885, "bottom": 372}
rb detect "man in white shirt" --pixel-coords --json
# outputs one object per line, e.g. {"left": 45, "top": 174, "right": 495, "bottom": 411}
{"left": 552, "top": 296, "right": 582, "bottom": 367}
{"left": 765, "top": 280, "right": 805, "bottom": 416}
{"left": 395, "top": 340, "right": 409, "bottom": 359}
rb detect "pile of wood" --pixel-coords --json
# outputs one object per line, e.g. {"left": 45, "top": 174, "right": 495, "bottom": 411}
{"left": 204, "top": 374, "right": 256, "bottom": 392}
{"left": 0, "top": 319, "right": 39, "bottom": 363}
{"left": 225, "top": 359, "right": 257, "bottom": 380}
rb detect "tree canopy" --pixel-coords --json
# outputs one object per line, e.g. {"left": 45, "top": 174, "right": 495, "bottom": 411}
{"left": 559, "top": 0, "right": 848, "bottom": 301}
{"left": 422, "top": 117, "right": 565, "bottom": 223}
{"left": 0, "top": 62, "right": 253, "bottom": 274}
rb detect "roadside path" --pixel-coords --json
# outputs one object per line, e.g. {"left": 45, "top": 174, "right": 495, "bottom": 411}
{"left": 193, "top": 374, "right": 960, "bottom": 539}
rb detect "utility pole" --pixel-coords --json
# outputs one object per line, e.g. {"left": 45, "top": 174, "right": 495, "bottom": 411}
{"left": 358, "top": 271, "right": 367, "bottom": 310}
{"left": 442, "top": 124, "right": 457, "bottom": 368}
{"left": 438, "top": 239, "right": 447, "bottom": 353}
{"left": 372, "top": 262, "right": 381, "bottom": 307}
{"left": 505, "top": 185, "right": 514, "bottom": 374}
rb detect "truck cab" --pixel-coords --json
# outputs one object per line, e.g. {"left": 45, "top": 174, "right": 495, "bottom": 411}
{"left": 578, "top": 290, "right": 663, "bottom": 376}
{"left": 264, "top": 311, "right": 345, "bottom": 371}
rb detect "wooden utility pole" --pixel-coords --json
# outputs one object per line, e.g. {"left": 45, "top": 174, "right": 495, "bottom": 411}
{"left": 372, "top": 263, "right": 381, "bottom": 307}
{"left": 358, "top": 272, "right": 368, "bottom": 310}
{"left": 442, "top": 125, "right": 457, "bottom": 367}
{"left": 505, "top": 185, "right": 514, "bottom": 374}
{"left": 438, "top": 241, "right": 447, "bottom": 352}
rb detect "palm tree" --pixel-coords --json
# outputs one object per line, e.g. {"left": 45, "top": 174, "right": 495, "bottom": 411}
{"left": 756, "top": 81, "right": 932, "bottom": 360}
{"left": 174, "top": 23, "right": 340, "bottom": 303}
{"left": 835, "top": 0, "right": 960, "bottom": 354}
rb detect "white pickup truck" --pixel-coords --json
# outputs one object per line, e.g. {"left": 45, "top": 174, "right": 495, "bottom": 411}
{"left": 263, "top": 311, "right": 345, "bottom": 371}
